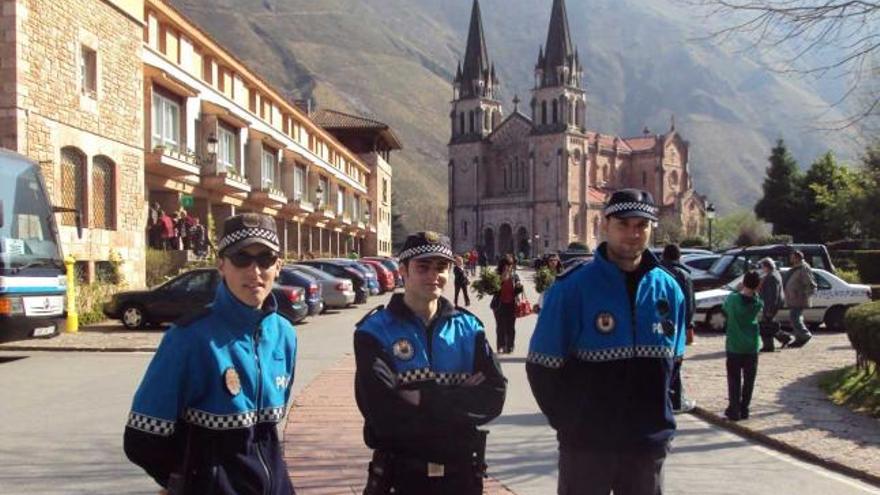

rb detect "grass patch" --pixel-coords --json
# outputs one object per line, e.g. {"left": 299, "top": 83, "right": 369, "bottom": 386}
{"left": 819, "top": 364, "right": 880, "bottom": 418}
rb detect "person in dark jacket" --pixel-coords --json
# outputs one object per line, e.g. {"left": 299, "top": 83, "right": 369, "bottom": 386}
{"left": 453, "top": 255, "right": 471, "bottom": 306}
{"left": 355, "top": 231, "right": 506, "bottom": 495}
{"left": 124, "top": 213, "right": 297, "bottom": 495}
{"left": 661, "top": 243, "right": 697, "bottom": 414}
{"left": 527, "top": 189, "right": 686, "bottom": 495}
{"left": 758, "top": 258, "right": 794, "bottom": 351}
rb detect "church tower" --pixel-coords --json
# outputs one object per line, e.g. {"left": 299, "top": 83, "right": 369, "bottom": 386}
{"left": 448, "top": 0, "right": 501, "bottom": 253}
{"left": 450, "top": 0, "right": 503, "bottom": 143}
{"left": 530, "top": 0, "right": 586, "bottom": 134}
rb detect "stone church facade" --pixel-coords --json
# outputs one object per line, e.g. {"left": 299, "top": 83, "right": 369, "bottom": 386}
{"left": 448, "top": 0, "right": 707, "bottom": 260}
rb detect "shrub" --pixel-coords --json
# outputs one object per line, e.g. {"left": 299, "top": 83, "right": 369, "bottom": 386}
{"left": 837, "top": 268, "right": 862, "bottom": 284}
{"left": 534, "top": 267, "right": 556, "bottom": 293}
{"left": 471, "top": 269, "right": 501, "bottom": 300}
{"left": 145, "top": 248, "right": 180, "bottom": 287}
{"left": 76, "top": 282, "right": 120, "bottom": 325}
{"left": 844, "top": 300, "right": 880, "bottom": 370}
{"left": 854, "top": 251, "right": 880, "bottom": 284}
{"left": 758, "top": 234, "right": 794, "bottom": 245}
{"left": 680, "top": 237, "right": 708, "bottom": 248}
{"left": 567, "top": 241, "right": 590, "bottom": 252}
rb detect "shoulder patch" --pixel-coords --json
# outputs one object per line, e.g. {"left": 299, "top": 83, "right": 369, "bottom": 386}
{"left": 452, "top": 306, "right": 485, "bottom": 329}
{"left": 356, "top": 304, "right": 385, "bottom": 328}
{"left": 173, "top": 304, "right": 213, "bottom": 327}
{"left": 557, "top": 258, "right": 589, "bottom": 280}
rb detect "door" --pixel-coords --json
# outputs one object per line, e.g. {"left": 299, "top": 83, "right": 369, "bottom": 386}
{"left": 150, "top": 270, "right": 217, "bottom": 320}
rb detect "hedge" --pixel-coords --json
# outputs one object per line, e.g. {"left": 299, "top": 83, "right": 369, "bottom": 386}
{"left": 844, "top": 300, "right": 880, "bottom": 370}
{"left": 833, "top": 250, "right": 880, "bottom": 284}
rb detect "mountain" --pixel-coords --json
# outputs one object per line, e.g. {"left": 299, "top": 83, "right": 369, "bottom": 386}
{"left": 171, "top": 0, "right": 864, "bottom": 230}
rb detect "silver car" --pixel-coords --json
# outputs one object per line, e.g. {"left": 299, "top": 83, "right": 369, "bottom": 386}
{"left": 285, "top": 264, "right": 356, "bottom": 309}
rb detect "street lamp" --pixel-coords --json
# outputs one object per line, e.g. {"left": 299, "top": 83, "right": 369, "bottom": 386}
{"left": 206, "top": 132, "right": 218, "bottom": 168}
{"left": 706, "top": 203, "right": 716, "bottom": 250}
{"left": 315, "top": 183, "right": 324, "bottom": 207}
{"left": 364, "top": 210, "right": 371, "bottom": 224}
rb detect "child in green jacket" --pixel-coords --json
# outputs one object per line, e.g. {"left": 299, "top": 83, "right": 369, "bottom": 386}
{"left": 723, "top": 270, "right": 764, "bottom": 421}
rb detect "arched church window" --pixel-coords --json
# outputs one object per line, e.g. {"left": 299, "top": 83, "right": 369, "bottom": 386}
{"left": 469, "top": 111, "right": 475, "bottom": 134}
{"left": 541, "top": 101, "right": 547, "bottom": 125}
{"left": 459, "top": 112, "right": 465, "bottom": 135}
{"left": 552, "top": 100, "right": 558, "bottom": 124}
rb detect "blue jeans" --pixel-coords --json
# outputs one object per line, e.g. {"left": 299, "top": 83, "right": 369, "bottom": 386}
{"left": 789, "top": 308, "right": 811, "bottom": 339}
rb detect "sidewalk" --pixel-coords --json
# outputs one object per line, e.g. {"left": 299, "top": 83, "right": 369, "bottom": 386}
{"left": 684, "top": 331, "right": 880, "bottom": 485}
{"left": 0, "top": 322, "right": 162, "bottom": 352}
{"left": 283, "top": 355, "right": 517, "bottom": 495}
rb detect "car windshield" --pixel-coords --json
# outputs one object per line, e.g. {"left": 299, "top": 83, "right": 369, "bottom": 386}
{"left": 708, "top": 255, "right": 735, "bottom": 277}
{"left": 0, "top": 160, "right": 64, "bottom": 272}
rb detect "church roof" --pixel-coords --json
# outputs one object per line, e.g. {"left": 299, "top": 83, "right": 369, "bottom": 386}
{"left": 585, "top": 131, "right": 632, "bottom": 152}
{"left": 543, "top": 0, "right": 574, "bottom": 74}
{"left": 622, "top": 135, "right": 658, "bottom": 152}
{"left": 312, "top": 109, "right": 402, "bottom": 150}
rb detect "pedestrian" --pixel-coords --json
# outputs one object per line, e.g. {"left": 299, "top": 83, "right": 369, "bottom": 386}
{"left": 354, "top": 231, "right": 506, "bottom": 495}
{"left": 784, "top": 249, "right": 817, "bottom": 347}
{"left": 124, "top": 213, "right": 298, "bottom": 495}
{"left": 468, "top": 248, "right": 478, "bottom": 276}
{"left": 661, "top": 243, "right": 697, "bottom": 414}
{"left": 527, "top": 188, "right": 686, "bottom": 495}
{"left": 453, "top": 254, "right": 471, "bottom": 307}
{"left": 158, "top": 209, "right": 174, "bottom": 250}
{"left": 492, "top": 254, "right": 522, "bottom": 354}
{"left": 478, "top": 249, "right": 488, "bottom": 272}
{"left": 723, "top": 270, "right": 764, "bottom": 421}
{"left": 757, "top": 257, "right": 794, "bottom": 351}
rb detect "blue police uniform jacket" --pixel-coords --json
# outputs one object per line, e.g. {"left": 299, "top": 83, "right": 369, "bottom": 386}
{"left": 526, "top": 244, "right": 686, "bottom": 451}
{"left": 354, "top": 294, "right": 506, "bottom": 463}
{"left": 124, "top": 281, "right": 297, "bottom": 495}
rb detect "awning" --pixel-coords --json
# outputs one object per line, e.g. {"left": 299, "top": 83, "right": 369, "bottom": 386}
{"left": 144, "top": 65, "right": 199, "bottom": 98}
{"left": 201, "top": 100, "right": 251, "bottom": 128}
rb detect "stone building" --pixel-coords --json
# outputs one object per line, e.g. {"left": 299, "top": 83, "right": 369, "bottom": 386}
{"left": 448, "top": 0, "right": 707, "bottom": 260}
{"left": 1, "top": 0, "right": 396, "bottom": 287}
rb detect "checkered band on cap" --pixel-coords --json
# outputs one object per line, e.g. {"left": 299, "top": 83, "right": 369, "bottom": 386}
{"left": 398, "top": 243, "right": 454, "bottom": 263}
{"left": 127, "top": 412, "right": 176, "bottom": 437}
{"left": 575, "top": 347, "right": 635, "bottom": 362}
{"left": 603, "top": 201, "right": 659, "bottom": 218}
{"left": 527, "top": 352, "right": 565, "bottom": 369}
{"left": 217, "top": 227, "right": 280, "bottom": 254}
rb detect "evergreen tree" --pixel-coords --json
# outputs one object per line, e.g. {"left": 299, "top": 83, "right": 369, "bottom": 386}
{"left": 859, "top": 142, "right": 880, "bottom": 238}
{"left": 754, "top": 139, "right": 808, "bottom": 239}
{"left": 802, "top": 152, "right": 864, "bottom": 243}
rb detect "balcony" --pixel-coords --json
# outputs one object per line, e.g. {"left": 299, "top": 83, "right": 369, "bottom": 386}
{"left": 202, "top": 167, "right": 251, "bottom": 196}
{"left": 146, "top": 146, "right": 200, "bottom": 178}
{"left": 284, "top": 197, "right": 315, "bottom": 217}
{"left": 250, "top": 186, "right": 288, "bottom": 208}
{"left": 340, "top": 214, "right": 353, "bottom": 226}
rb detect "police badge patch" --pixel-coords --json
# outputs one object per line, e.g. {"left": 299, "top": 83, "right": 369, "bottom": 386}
{"left": 596, "top": 312, "right": 616, "bottom": 334}
{"left": 224, "top": 367, "right": 241, "bottom": 396}
{"left": 392, "top": 339, "right": 415, "bottom": 361}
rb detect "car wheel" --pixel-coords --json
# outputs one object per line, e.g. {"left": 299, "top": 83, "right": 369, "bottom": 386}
{"left": 121, "top": 304, "right": 147, "bottom": 330}
{"left": 706, "top": 306, "right": 726, "bottom": 333}
{"left": 824, "top": 305, "right": 848, "bottom": 332}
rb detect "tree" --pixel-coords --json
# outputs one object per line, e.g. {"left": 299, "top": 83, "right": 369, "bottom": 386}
{"left": 754, "top": 139, "right": 808, "bottom": 239}
{"left": 390, "top": 190, "right": 407, "bottom": 252}
{"left": 654, "top": 212, "right": 685, "bottom": 245}
{"left": 858, "top": 141, "right": 880, "bottom": 238}
{"left": 690, "top": 0, "right": 880, "bottom": 127}
{"left": 713, "top": 210, "right": 770, "bottom": 249}
{"left": 802, "top": 152, "right": 865, "bottom": 242}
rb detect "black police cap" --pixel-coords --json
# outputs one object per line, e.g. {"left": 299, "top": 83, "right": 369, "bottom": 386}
{"left": 603, "top": 188, "right": 659, "bottom": 221}
{"left": 398, "top": 231, "right": 454, "bottom": 264}
{"left": 217, "top": 213, "right": 280, "bottom": 256}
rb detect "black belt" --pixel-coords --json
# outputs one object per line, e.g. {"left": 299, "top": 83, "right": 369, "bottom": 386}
{"left": 374, "top": 450, "right": 474, "bottom": 478}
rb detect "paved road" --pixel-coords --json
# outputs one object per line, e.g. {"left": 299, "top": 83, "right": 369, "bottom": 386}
{"left": 1, "top": 277, "right": 879, "bottom": 494}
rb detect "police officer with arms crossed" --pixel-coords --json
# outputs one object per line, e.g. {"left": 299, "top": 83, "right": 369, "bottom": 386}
{"left": 124, "top": 213, "right": 298, "bottom": 495}
{"left": 355, "top": 231, "right": 507, "bottom": 494}
{"left": 527, "top": 189, "right": 687, "bottom": 495}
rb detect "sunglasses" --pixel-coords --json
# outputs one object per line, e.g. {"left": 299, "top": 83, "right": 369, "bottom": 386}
{"left": 227, "top": 251, "right": 279, "bottom": 269}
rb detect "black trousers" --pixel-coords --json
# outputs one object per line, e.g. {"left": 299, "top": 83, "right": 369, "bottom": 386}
{"left": 670, "top": 356, "right": 684, "bottom": 409}
{"left": 363, "top": 455, "right": 483, "bottom": 495}
{"left": 726, "top": 352, "right": 758, "bottom": 418}
{"left": 493, "top": 302, "right": 516, "bottom": 352}
{"left": 454, "top": 284, "right": 471, "bottom": 306}
{"left": 558, "top": 445, "right": 668, "bottom": 495}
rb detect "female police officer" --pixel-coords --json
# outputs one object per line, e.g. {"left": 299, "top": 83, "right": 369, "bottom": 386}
{"left": 124, "top": 213, "right": 297, "bottom": 495}
{"left": 527, "top": 189, "right": 687, "bottom": 495}
{"left": 354, "top": 231, "right": 506, "bottom": 494}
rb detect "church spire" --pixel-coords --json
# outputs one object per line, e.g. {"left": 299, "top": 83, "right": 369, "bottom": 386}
{"left": 536, "top": 0, "right": 581, "bottom": 89}
{"left": 457, "top": 0, "right": 494, "bottom": 99}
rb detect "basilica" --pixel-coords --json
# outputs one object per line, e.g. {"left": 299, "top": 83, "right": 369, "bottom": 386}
{"left": 448, "top": 0, "right": 707, "bottom": 259}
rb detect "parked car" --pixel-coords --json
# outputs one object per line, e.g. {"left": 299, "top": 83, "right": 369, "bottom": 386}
{"left": 286, "top": 264, "right": 355, "bottom": 309}
{"left": 359, "top": 258, "right": 396, "bottom": 293}
{"left": 650, "top": 247, "right": 713, "bottom": 258}
{"left": 277, "top": 268, "right": 324, "bottom": 316}
{"left": 330, "top": 259, "right": 380, "bottom": 295}
{"left": 295, "top": 260, "right": 369, "bottom": 304}
{"left": 695, "top": 267, "right": 871, "bottom": 332}
{"left": 558, "top": 248, "right": 592, "bottom": 265}
{"left": 363, "top": 256, "right": 403, "bottom": 288}
{"left": 103, "top": 268, "right": 309, "bottom": 329}
{"left": 682, "top": 253, "right": 720, "bottom": 272}
{"left": 693, "top": 244, "right": 835, "bottom": 292}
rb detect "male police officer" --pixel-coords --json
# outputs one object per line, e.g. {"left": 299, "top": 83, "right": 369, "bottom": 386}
{"left": 124, "top": 213, "right": 298, "bottom": 495}
{"left": 355, "top": 231, "right": 506, "bottom": 494}
{"left": 527, "top": 189, "right": 687, "bottom": 495}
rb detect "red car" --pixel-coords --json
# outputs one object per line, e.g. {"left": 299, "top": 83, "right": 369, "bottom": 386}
{"left": 359, "top": 259, "right": 396, "bottom": 293}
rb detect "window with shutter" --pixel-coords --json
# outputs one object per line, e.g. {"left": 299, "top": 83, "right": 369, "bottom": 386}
{"left": 92, "top": 156, "right": 115, "bottom": 229}
{"left": 60, "top": 148, "right": 86, "bottom": 226}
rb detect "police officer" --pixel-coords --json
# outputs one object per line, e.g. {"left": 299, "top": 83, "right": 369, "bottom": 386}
{"left": 124, "top": 213, "right": 298, "bottom": 495}
{"left": 355, "top": 231, "right": 507, "bottom": 495}
{"left": 527, "top": 189, "right": 687, "bottom": 495}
